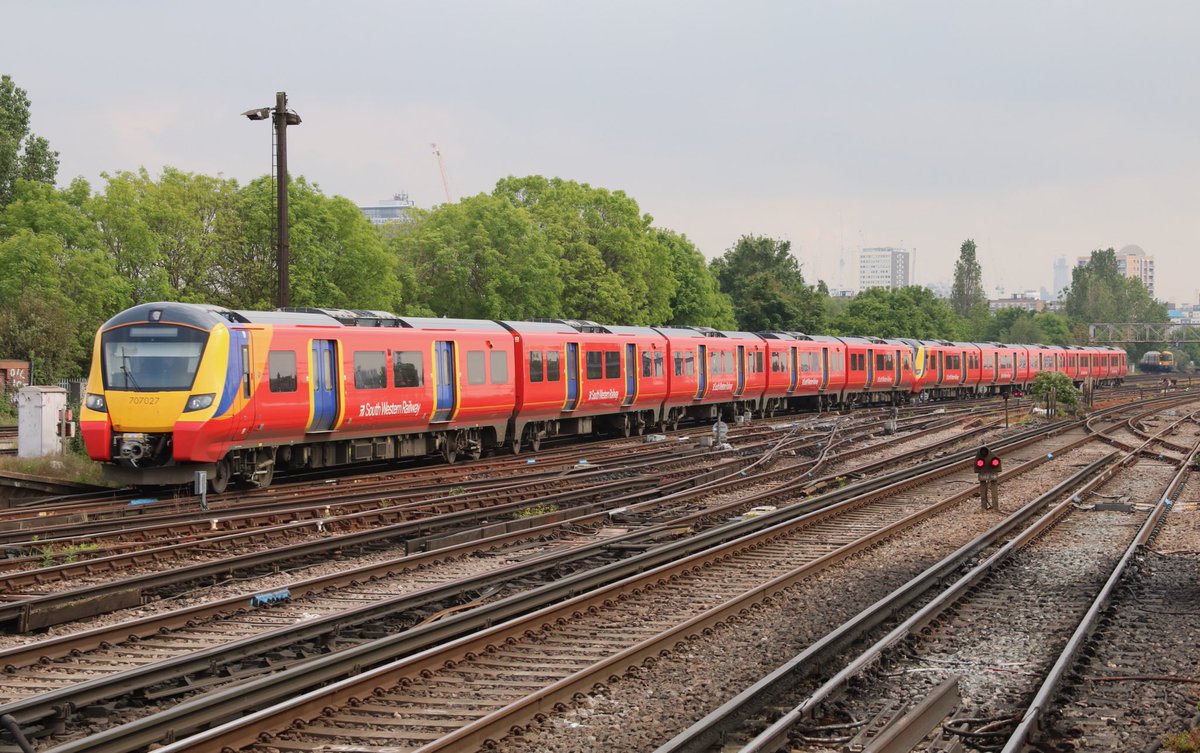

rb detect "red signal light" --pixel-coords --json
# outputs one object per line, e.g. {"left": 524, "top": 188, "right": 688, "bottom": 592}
{"left": 990, "top": 457, "right": 1001, "bottom": 467}
{"left": 975, "top": 459, "right": 985, "bottom": 468}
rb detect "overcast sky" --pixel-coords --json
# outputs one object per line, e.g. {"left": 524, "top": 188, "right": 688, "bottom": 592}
{"left": 6, "top": 1, "right": 1199, "bottom": 304}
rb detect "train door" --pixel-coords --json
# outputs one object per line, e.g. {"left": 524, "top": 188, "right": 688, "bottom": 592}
{"left": 865, "top": 348, "right": 875, "bottom": 388}
{"left": 623, "top": 343, "right": 637, "bottom": 406}
{"left": 788, "top": 347, "right": 798, "bottom": 393}
{"left": 308, "top": 339, "right": 338, "bottom": 432}
{"left": 432, "top": 341, "right": 456, "bottom": 422}
{"left": 936, "top": 351, "right": 945, "bottom": 385}
{"left": 894, "top": 349, "right": 902, "bottom": 383}
{"left": 735, "top": 345, "right": 745, "bottom": 396}
{"left": 696, "top": 344, "right": 708, "bottom": 399}
{"left": 991, "top": 352, "right": 999, "bottom": 384}
{"left": 565, "top": 343, "right": 579, "bottom": 411}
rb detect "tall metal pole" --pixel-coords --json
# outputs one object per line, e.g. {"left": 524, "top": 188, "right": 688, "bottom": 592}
{"left": 274, "top": 91, "right": 290, "bottom": 309}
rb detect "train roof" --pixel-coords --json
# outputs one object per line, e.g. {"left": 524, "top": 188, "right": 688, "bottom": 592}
{"left": 103, "top": 302, "right": 245, "bottom": 331}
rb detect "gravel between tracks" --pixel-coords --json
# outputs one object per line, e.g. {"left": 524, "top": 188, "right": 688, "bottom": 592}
{"left": 488, "top": 438, "right": 1120, "bottom": 753}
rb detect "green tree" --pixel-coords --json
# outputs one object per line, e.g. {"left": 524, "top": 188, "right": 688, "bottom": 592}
{"left": 655, "top": 228, "right": 736, "bottom": 328}
{"left": 494, "top": 176, "right": 674, "bottom": 325}
{"left": 1062, "top": 248, "right": 1166, "bottom": 326}
{"left": 89, "top": 167, "right": 244, "bottom": 304}
{"left": 234, "top": 176, "right": 400, "bottom": 310}
{"left": 710, "top": 235, "right": 825, "bottom": 333}
{"left": 389, "top": 193, "right": 562, "bottom": 319}
{"left": 0, "top": 179, "right": 129, "bottom": 371}
{"left": 0, "top": 75, "right": 59, "bottom": 208}
{"left": 950, "top": 239, "right": 986, "bottom": 319}
{"left": 830, "top": 286, "right": 962, "bottom": 340}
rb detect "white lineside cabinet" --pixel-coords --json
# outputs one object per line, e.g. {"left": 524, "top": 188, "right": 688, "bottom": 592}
{"left": 17, "top": 386, "right": 66, "bottom": 458}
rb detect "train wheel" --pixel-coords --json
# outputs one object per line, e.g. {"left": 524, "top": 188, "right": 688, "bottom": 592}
{"left": 250, "top": 459, "right": 275, "bottom": 489}
{"left": 510, "top": 435, "right": 521, "bottom": 455}
{"left": 621, "top": 414, "right": 632, "bottom": 438}
{"left": 210, "top": 458, "right": 231, "bottom": 494}
{"left": 440, "top": 433, "right": 459, "bottom": 464}
{"left": 525, "top": 427, "right": 541, "bottom": 452}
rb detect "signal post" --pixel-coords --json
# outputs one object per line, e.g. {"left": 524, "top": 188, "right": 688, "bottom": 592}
{"left": 974, "top": 447, "right": 1002, "bottom": 511}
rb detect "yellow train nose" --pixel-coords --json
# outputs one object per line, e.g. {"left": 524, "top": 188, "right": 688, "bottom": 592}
{"left": 107, "top": 392, "right": 191, "bottom": 432}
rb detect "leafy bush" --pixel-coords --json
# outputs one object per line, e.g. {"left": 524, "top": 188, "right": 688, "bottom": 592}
{"left": 1029, "top": 372, "right": 1081, "bottom": 416}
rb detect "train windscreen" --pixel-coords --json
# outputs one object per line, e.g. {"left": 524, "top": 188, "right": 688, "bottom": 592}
{"left": 102, "top": 324, "right": 209, "bottom": 391}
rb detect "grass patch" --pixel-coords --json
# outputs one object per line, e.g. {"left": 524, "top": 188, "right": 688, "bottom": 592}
{"left": 0, "top": 453, "right": 113, "bottom": 486}
{"left": 1164, "top": 727, "right": 1200, "bottom": 753}
{"left": 512, "top": 503, "right": 559, "bottom": 519}
{"left": 38, "top": 541, "right": 101, "bottom": 568}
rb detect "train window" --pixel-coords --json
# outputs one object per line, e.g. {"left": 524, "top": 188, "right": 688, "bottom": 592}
{"left": 546, "top": 350, "right": 561, "bottom": 381}
{"left": 268, "top": 351, "right": 297, "bottom": 393}
{"left": 710, "top": 351, "right": 721, "bottom": 375}
{"left": 642, "top": 351, "right": 653, "bottom": 378}
{"left": 834, "top": 352, "right": 844, "bottom": 371}
{"left": 755, "top": 351, "right": 764, "bottom": 373}
{"left": 467, "top": 350, "right": 486, "bottom": 385}
{"left": 654, "top": 351, "right": 664, "bottom": 376}
{"left": 529, "top": 351, "right": 544, "bottom": 383}
{"left": 586, "top": 351, "right": 603, "bottom": 380}
{"left": 724, "top": 351, "right": 734, "bottom": 374}
{"left": 354, "top": 351, "right": 387, "bottom": 390}
{"left": 392, "top": 351, "right": 423, "bottom": 388}
{"left": 490, "top": 351, "right": 508, "bottom": 384}
{"left": 674, "top": 351, "right": 684, "bottom": 377}
{"left": 685, "top": 351, "right": 695, "bottom": 376}
{"left": 604, "top": 351, "right": 620, "bottom": 379}
{"left": 241, "top": 344, "right": 252, "bottom": 397}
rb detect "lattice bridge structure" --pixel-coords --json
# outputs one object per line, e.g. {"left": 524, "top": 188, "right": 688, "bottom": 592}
{"left": 1088, "top": 323, "right": 1200, "bottom": 344}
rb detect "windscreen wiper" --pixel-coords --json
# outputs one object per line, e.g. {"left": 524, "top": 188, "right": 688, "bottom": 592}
{"left": 120, "top": 349, "right": 142, "bottom": 391}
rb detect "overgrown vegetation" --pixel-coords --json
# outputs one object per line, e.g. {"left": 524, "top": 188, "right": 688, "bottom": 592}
{"left": 38, "top": 541, "right": 100, "bottom": 568}
{"left": 512, "top": 503, "right": 559, "bottom": 519}
{"left": 1163, "top": 725, "right": 1200, "bottom": 753}
{"left": 1029, "top": 372, "right": 1082, "bottom": 416}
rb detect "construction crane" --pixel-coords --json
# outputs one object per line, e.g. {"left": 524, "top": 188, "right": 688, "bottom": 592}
{"left": 431, "top": 143, "right": 453, "bottom": 204}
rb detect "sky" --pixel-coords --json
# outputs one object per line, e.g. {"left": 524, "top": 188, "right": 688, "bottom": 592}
{"left": 6, "top": 1, "right": 1200, "bottom": 304}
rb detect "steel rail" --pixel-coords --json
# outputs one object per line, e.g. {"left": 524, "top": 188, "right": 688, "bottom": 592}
{"left": 729, "top": 408, "right": 1198, "bottom": 753}
{"left": 31, "top": 418, "right": 1113, "bottom": 753}
{"left": 999, "top": 431, "right": 1200, "bottom": 752}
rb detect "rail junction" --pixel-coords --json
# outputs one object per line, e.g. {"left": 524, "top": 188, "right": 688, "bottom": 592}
{"left": 0, "top": 383, "right": 1193, "bottom": 753}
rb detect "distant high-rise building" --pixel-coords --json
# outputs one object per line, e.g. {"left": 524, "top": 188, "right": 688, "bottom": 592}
{"left": 858, "top": 247, "right": 910, "bottom": 291}
{"left": 1075, "top": 245, "right": 1156, "bottom": 296}
{"left": 359, "top": 192, "right": 416, "bottom": 226}
{"left": 1052, "top": 255, "right": 1070, "bottom": 299}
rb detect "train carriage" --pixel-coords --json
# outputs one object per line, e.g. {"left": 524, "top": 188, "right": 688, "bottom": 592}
{"left": 81, "top": 303, "right": 523, "bottom": 490}
{"left": 81, "top": 300, "right": 1137, "bottom": 491}
{"left": 654, "top": 327, "right": 765, "bottom": 428}
{"left": 500, "top": 319, "right": 668, "bottom": 447}
{"left": 757, "top": 333, "right": 845, "bottom": 414}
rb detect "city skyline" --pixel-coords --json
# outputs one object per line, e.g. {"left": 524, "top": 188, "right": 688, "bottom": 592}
{"left": 5, "top": 2, "right": 1198, "bottom": 304}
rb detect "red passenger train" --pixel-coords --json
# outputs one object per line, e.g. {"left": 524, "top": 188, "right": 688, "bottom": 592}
{"left": 80, "top": 303, "right": 1126, "bottom": 491}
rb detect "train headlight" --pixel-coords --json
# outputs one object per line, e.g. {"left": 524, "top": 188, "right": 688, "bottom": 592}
{"left": 183, "top": 393, "right": 216, "bottom": 412}
{"left": 85, "top": 393, "right": 107, "bottom": 413}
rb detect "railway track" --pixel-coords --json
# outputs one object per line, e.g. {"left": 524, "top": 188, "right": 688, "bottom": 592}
{"left": 0, "top": 399, "right": 1053, "bottom": 751}
{"left": 653, "top": 401, "right": 1200, "bottom": 753}
{"left": 7, "top": 398, "right": 1180, "bottom": 748}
